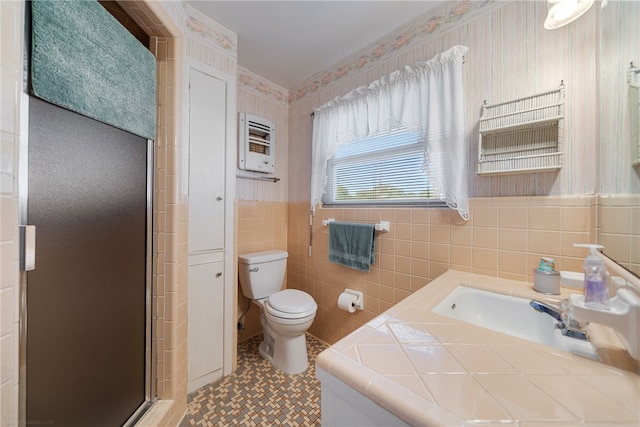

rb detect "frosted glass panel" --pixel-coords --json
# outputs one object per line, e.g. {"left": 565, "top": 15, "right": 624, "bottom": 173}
{"left": 27, "top": 97, "right": 149, "bottom": 426}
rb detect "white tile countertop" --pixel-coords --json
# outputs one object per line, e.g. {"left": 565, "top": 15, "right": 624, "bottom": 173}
{"left": 315, "top": 270, "right": 640, "bottom": 426}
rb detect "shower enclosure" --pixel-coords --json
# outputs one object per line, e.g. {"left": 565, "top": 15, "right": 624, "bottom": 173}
{"left": 21, "top": 96, "right": 153, "bottom": 426}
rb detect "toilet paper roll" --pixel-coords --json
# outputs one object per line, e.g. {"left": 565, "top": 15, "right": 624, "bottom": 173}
{"left": 338, "top": 292, "right": 357, "bottom": 313}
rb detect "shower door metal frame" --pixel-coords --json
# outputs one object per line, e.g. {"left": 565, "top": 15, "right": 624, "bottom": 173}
{"left": 18, "top": 97, "right": 156, "bottom": 427}
{"left": 17, "top": 5, "right": 155, "bottom": 424}
{"left": 124, "top": 138, "right": 156, "bottom": 426}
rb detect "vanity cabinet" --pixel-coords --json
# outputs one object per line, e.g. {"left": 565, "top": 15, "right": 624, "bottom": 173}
{"left": 317, "top": 367, "right": 409, "bottom": 426}
{"left": 316, "top": 270, "right": 639, "bottom": 426}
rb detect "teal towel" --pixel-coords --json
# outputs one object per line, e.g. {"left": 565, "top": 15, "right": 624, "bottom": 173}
{"left": 31, "top": 0, "right": 156, "bottom": 140}
{"left": 328, "top": 222, "right": 375, "bottom": 272}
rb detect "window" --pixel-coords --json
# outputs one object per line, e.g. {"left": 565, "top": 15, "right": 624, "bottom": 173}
{"left": 310, "top": 45, "right": 469, "bottom": 220}
{"left": 323, "top": 128, "right": 445, "bottom": 207}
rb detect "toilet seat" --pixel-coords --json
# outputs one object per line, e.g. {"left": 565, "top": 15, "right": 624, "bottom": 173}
{"left": 266, "top": 289, "right": 317, "bottom": 319}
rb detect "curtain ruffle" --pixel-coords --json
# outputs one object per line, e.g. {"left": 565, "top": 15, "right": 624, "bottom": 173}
{"left": 311, "top": 45, "right": 469, "bottom": 220}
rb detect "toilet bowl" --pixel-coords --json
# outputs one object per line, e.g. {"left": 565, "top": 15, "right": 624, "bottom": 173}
{"left": 238, "top": 250, "right": 317, "bottom": 374}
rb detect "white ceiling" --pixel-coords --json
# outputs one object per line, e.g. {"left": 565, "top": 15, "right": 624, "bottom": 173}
{"left": 188, "top": 1, "right": 444, "bottom": 90}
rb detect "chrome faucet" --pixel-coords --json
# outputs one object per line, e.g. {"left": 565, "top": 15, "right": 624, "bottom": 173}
{"left": 530, "top": 300, "right": 589, "bottom": 341}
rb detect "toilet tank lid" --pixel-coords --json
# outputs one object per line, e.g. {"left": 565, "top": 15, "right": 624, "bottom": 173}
{"left": 238, "top": 249, "right": 288, "bottom": 264}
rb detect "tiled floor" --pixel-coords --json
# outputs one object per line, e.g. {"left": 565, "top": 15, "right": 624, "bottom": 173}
{"left": 181, "top": 334, "right": 328, "bottom": 426}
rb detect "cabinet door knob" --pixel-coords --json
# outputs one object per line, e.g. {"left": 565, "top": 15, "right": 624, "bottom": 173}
{"left": 216, "top": 196, "right": 223, "bottom": 201}
{"left": 216, "top": 272, "right": 222, "bottom": 278}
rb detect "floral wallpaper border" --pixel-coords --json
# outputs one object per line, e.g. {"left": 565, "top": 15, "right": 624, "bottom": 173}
{"left": 288, "top": 0, "right": 497, "bottom": 104}
{"left": 165, "top": 0, "right": 498, "bottom": 106}
{"left": 182, "top": 2, "right": 238, "bottom": 57}
{"left": 238, "top": 66, "right": 288, "bottom": 106}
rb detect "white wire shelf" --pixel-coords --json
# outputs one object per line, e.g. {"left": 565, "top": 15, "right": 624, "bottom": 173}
{"left": 477, "top": 152, "right": 563, "bottom": 175}
{"left": 478, "top": 84, "right": 564, "bottom": 176}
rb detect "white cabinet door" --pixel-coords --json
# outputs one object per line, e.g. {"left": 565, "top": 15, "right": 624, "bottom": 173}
{"left": 188, "top": 69, "right": 226, "bottom": 253}
{"left": 187, "top": 254, "right": 224, "bottom": 392}
{"left": 186, "top": 67, "right": 229, "bottom": 393}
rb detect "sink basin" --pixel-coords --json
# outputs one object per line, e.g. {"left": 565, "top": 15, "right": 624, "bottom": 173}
{"left": 432, "top": 286, "right": 598, "bottom": 360}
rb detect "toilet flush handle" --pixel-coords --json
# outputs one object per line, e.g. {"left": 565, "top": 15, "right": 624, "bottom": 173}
{"left": 249, "top": 267, "right": 259, "bottom": 272}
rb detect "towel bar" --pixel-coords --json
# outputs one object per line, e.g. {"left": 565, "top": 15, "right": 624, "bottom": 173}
{"left": 321, "top": 218, "right": 390, "bottom": 232}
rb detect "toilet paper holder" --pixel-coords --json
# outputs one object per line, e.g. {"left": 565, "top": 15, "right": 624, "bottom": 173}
{"left": 344, "top": 288, "right": 364, "bottom": 311}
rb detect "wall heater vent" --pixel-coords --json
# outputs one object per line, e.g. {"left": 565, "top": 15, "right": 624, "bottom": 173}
{"left": 239, "top": 113, "right": 275, "bottom": 174}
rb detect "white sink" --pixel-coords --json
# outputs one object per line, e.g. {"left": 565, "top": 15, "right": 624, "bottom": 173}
{"left": 432, "top": 286, "right": 598, "bottom": 360}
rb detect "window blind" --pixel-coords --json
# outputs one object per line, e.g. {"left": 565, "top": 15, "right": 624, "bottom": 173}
{"left": 323, "top": 129, "right": 443, "bottom": 206}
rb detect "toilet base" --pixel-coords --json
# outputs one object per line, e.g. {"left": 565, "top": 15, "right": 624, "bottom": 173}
{"left": 256, "top": 333, "right": 309, "bottom": 374}
{"left": 258, "top": 340, "right": 273, "bottom": 361}
{"left": 252, "top": 300, "right": 314, "bottom": 374}
{"left": 273, "top": 333, "right": 309, "bottom": 374}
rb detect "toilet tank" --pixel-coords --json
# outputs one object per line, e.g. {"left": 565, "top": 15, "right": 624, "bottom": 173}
{"left": 238, "top": 250, "right": 288, "bottom": 300}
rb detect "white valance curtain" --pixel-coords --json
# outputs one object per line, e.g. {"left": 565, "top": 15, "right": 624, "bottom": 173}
{"left": 311, "top": 45, "right": 469, "bottom": 220}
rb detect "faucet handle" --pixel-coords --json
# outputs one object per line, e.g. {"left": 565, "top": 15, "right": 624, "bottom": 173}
{"left": 530, "top": 299, "right": 589, "bottom": 340}
{"left": 530, "top": 300, "right": 562, "bottom": 321}
{"left": 560, "top": 299, "right": 588, "bottom": 331}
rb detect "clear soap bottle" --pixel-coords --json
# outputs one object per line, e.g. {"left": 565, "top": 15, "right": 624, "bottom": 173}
{"left": 574, "top": 244, "right": 610, "bottom": 309}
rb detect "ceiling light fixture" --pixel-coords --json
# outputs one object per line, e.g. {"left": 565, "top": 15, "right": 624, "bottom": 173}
{"left": 544, "top": 0, "right": 595, "bottom": 29}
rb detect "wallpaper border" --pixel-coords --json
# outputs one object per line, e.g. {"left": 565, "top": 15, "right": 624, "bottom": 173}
{"left": 289, "top": 0, "right": 500, "bottom": 104}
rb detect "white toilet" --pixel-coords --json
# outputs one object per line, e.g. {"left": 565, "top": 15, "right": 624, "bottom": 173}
{"left": 238, "top": 250, "right": 317, "bottom": 374}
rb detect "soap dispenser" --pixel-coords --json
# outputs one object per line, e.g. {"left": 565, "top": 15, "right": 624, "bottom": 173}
{"left": 574, "top": 244, "right": 609, "bottom": 309}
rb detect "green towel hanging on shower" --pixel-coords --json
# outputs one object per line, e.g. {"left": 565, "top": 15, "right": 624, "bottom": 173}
{"left": 31, "top": 0, "right": 156, "bottom": 140}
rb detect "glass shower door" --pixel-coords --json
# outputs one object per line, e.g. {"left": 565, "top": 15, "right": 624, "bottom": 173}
{"left": 24, "top": 97, "right": 152, "bottom": 426}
